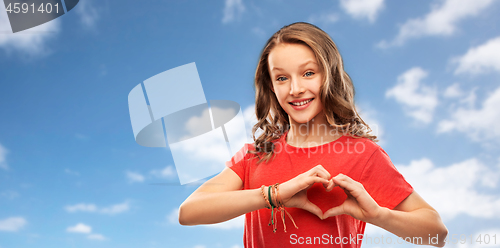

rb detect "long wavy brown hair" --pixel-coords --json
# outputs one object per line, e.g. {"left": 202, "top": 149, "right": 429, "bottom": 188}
{"left": 250, "top": 22, "right": 377, "bottom": 163}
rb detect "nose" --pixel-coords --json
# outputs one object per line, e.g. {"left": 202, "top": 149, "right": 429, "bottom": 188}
{"left": 289, "top": 77, "right": 305, "bottom": 96}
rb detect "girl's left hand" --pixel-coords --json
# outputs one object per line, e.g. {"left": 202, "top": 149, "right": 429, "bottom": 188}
{"left": 322, "top": 173, "right": 382, "bottom": 223}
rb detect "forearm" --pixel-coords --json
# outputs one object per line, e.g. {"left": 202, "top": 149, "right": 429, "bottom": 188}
{"left": 179, "top": 188, "right": 266, "bottom": 225}
{"left": 371, "top": 207, "right": 448, "bottom": 247}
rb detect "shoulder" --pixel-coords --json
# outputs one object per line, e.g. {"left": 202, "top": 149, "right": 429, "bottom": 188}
{"left": 226, "top": 143, "right": 258, "bottom": 173}
{"left": 236, "top": 143, "right": 257, "bottom": 158}
{"left": 244, "top": 142, "right": 256, "bottom": 151}
{"left": 344, "top": 135, "right": 383, "bottom": 156}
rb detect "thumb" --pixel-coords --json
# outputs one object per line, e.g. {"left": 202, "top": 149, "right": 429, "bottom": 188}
{"left": 300, "top": 200, "right": 324, "bottom": 220}
{"left": 323, "top": 204, "right": 345, "bottom": 219}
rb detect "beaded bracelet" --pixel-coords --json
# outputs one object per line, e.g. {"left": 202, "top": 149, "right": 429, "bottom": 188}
{"left": 260, "top": 185, "right": 271, "bottom": 209}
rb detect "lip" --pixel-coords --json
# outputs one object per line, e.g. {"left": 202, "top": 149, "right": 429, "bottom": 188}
{"left": 289, "top": 98, "right": 314, "bottom": 110}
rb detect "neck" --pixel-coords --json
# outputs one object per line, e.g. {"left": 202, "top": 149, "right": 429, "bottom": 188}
{"left": 286, "top": 112, "right": 342, "bottom": 147}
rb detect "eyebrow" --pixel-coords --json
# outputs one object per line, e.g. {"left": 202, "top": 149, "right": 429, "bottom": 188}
{"left": 270, "top": 60, "right": 317, "bottom": 72}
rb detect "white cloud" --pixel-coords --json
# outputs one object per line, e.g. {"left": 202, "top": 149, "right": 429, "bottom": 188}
{"left": 66, "top": 223, "right": 92, "bottom": 234}
{"left": 167, "top": 208, "right": 179, "bottom": 224}
{"left": 339, "top": 0, "right": 384, "bottom": 23}
{"left": 126, "top": 171, "right": 145, "bottom": 183}
{"left": 205, "top": 215, "right": 244, "bottom": 229}
{"left": 308, "top": 13, "right": 340, "bottom": 26}
{"left": 0, "top": 2, "right": 60, "bottom": 57}
{"left": 457, "top": 228, "right": 500, "bottom": 248}
{"left": 222, "top": 0, "right": 245, "bottom": 24}
{"left": 175, "top": 108, "right": 242, "bottom": 161}
{"left": 386, "top": 67, "right": 438, "bottom": 124}
{"left": 460, "top": 88, "right": 477, "bottom": 108}
{"left": 65, "top": 203, "right": 97, "bottom": 213}
{"left": 150, "top": 165, "right": 176, "bottom": 178}
{"left": 0, "top": 217, "right": 26, "bottom": 232}
{"left": 437, "top": 86, "right": 500, "bottom": 141}
{"left": 443, "top": 83, "right": 463, "bottom": 98}
{"left": 166, "top": 104, "right": 250, "bottom": 184}
{"left": 67, "top": 223, "right": 107, "bottom": 240}
{"left": 356, "top": 104, "right": 384, "bottom": 144}
{"left": 184, "top": 107, "right": 235, "bottom": 136}
{"left": 378, "top": 0, "right": 494, "bottom": 48}
{"left": 87, "top": 233, "right": 106, "bottom": 240}
{"left": 442, "top": 83, "right": 476, "bottom": 109}
{"left": 251, "top": 27, "right": 266, "bottom": 37}
{"left": 453, "top": 36, "right": 500, "bottom": 75}
{"left": 242, "top": 104, "right": 256, "bottom": 124}
{"left": 1, "top": 190, "right": 19, "bottom": 199}
{"left": 0, "top": 143, "right": 8, "bottom": 170}
{"left": 65, "top": 201, "right": 130, "bottom": 215}
{"left": 99, "top": 202, "right": 130, "bottom": 215}
{"left": 193, "top": 245, "right": 206, "bottom": 248}
{"left": 397, "top": 157, "right": 500, "bottom": 221}
{"left": 243, "top": 104, "right": 257, "bottom": 140}
{"left": 364, "top": 223, "right": 390, "bottom": 236}
{"left": 75, "top": 0, "right": 99, "bottom": 29}
{"left": 174, "top": 129, "right": 231, "bottom": 170}
{"left": 64, "top": 168, "right": 80, "bottom": 176}
{"left": 167, "top": 207, "right": 244, "bottom": 229}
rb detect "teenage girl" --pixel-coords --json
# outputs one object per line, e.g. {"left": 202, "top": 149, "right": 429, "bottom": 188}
{"left": 179, "top": 22, "right": 448, "bottom": 248}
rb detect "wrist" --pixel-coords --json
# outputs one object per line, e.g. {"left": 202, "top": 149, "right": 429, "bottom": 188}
{"left": 369, "top": 206, "right": 390, "bottom": 226}
{"left": 259, "top": 185, "right": 272, "bottom": 209}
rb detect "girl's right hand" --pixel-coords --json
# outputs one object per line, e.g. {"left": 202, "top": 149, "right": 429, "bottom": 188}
{"left": 276, "top": 165, "right": 333, "bottom": 219}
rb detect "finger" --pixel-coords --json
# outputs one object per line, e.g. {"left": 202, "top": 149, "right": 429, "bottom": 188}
{"left": 316, "top": 164, "right": 332, "bottom": 178}
{"left": 301, "top": 200, "right": 324, "bottom": 220}
{"left": 323, "top": 204, "right": 346, "bottom": 219}
{"left": 332, "top": 174, "right": 359, "bottom": 192}
{"left": 333, "top": 173, "right": 362, "bottom": 185}
{"left": 309, "top": 165, "right": 331, "bottom": 180}
{"left": 332, "top": 174, "right": 366, "bottom": 198}
{"left": 305, "top": 176, "right": 330, "bottom": 186}
{"left": 325, "top": 179, "right": 336, "bottom": 192}
{"left": 309, "top": 165, "right": 332, "bottom": 188}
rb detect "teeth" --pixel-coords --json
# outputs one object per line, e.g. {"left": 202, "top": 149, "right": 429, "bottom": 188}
{"left": 291, "top": 99, "right": 312, "bottom": 106}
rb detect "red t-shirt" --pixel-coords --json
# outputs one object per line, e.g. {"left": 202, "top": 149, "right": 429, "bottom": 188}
{"left": 226, "top": 132, "right": 413, "bottom": 248}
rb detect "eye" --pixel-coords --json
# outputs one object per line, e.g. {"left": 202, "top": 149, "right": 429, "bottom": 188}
{"left": 277, "top": 76, "right": 288, "bottom": 82}
{"left": 304, "top": 71, "right": 315, "bottom": 77}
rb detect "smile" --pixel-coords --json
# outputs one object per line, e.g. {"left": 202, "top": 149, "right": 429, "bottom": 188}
{"left": 289, "top": 98, "right": 313, "bottom": 106}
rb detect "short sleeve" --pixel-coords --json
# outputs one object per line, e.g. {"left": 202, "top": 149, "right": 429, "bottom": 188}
{"left": 360, "top": 147, "right": 414, "bottom": 210}
{"left": 225, "top": 143, "right": 251, "bottom": 182}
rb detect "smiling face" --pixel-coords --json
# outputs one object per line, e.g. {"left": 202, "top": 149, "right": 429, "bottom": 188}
{"left": 268, "top": 42, "right": 326, "bottom": 125}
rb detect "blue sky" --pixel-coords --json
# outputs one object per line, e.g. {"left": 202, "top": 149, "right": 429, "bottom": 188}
{"left": 1, "top": 0, "right": 500, "bottom": 247}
